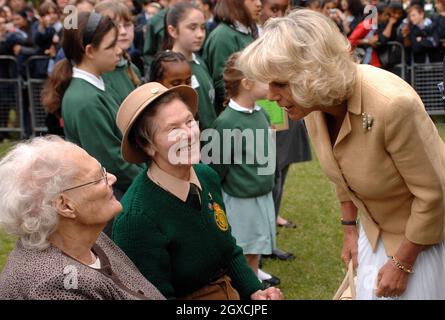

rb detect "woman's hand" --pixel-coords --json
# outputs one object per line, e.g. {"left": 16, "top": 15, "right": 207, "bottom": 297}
{"left": 341, "top": 226, "right": 358, "bottom": 269}
{"left": 375, "top": 259, "right": 409, "bottom": 298}
{"left": 375, "top": 238, "right": 424, "bottom": 298}
{"left": 250, "top": 287, "right": 283, "bottom": 300}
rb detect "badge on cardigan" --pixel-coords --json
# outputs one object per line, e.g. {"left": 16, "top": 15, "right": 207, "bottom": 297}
{"left": 213, "top": 203, "right": 229, "bottom": 231}
{"left": 208, "top": 192, "right": 228, "bottom": 231}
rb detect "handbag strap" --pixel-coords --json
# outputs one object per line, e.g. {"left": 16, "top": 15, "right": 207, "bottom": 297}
{"left": 333, "top": 260, "right": 356, "bottom": 300}
{"left": 347, "top": 260, "right": 356, "bottom": 299}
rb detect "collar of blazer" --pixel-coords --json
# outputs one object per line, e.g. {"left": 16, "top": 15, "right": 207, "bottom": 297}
{"left": 304, "top": 65, "right": 366, "bottom": 182}
{"left": 346, "top": 65, "right": 364, "bottom": 116}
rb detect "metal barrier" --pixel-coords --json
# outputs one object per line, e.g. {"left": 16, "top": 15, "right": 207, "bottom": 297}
{"left": 386, "top": 41, "right": 406, "bottom": 81}
{"left": 410, "top": 62, "right": 444, "bottom": 115}
{"left": 0, "top": 55, "right": 24, "bottom": 138}
{"left": 26, "top": 55, "right": 49, "bottom": 135}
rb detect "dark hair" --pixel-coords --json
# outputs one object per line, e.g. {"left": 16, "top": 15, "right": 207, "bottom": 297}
{"left": 14, "top": 7, "right": 33, "bottom": 26}
{"left": 407, "top": 3, "right": 424, "bottom": 14}
{"left": 95, "top": 0, "right": 132, "bottom": 22}
{"left": 346, "top": 0, "right": 364, "bottom": 17}
{"left": 376, "top": 2, "right": 388, "bottom": 14}
{"left": 42, "top": 12, "right": 117, "bottom": 114}
{"left": 223, "top": 51, "right": 244, "bottom": 106}
{"left": 320, "top": 0, "right": 336, "bottom": 9}
{"left": 149, "top": 50, "right": 187, "bottom": 82}
{"left": 214, "top": 0, "right": 258, "bottom": 39}
{"left": 39, "top": 1, "right": 58, "bottom": 17}
{"left": 202, "top": 0, "right": 215, "bottom": 10}
{"left": 388, "top": 1, "right": 403, "bottom": 10}
{"left": 162, "top": 2, "right": 202, "bottom": 50}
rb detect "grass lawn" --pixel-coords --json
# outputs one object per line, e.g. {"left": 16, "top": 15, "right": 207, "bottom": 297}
{"left": 0, "top": 141, "right": 17, "bottom": 272}
{"left": 0, "top": 119, "right": 445, "bottom": 299}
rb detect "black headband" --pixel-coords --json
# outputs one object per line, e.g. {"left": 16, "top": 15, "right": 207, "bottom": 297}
{"left": 83, "top": 12, "right": 102, "bottom": 47}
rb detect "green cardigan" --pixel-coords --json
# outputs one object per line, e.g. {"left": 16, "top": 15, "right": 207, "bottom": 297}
{"left": 202, "top": 23, "right": 253, "bottom": 112}
{"left": 207, "top": 107, "right": 275, "bottom": 198}
{"left": 102, "top": 61, "right": 141, "bottom": 105}
{"left": 190, "top": 55, "right": 217, "bottom": 130}
{"left": 112, "top": 164, "right": 263, "bottom": 299}
{"left": 61, "top": 78, "right": 144, "bottom": 192}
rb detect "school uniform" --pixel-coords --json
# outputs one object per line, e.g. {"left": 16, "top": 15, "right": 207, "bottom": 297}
{"left": 208, "top": 100, "right": 276, "bottom": 255}
{"left": 189, "top": 53, "right": 216, "bottom": 130}
{"left": 62, "top": 67, "right": 145, "bottom": 193}
{"left": 112, "top": 162, "right": 263, "bottom": 299}
{"left": 103, "top": 58, "right": 141, "bottom": 105}
{"left": 142, "top": 8, "right": 166, "bottom": 69}
{"left": 202, "top": 22, "right": 254, "bottom": 113}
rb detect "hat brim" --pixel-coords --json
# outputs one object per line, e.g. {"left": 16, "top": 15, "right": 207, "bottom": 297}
{"left": 120, "top": 85, "right": 198, "bottom": 164}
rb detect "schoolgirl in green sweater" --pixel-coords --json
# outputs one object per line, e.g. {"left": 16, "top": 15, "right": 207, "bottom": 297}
{"left": 42, "top": 12, "right": 144, "bottom": 197}
{"left": 96, "top": 0, "right": 141, "bottom": 105}
{"left": 149, "top": 50, "right": 192, "bottom": 87}
{"left": 112, "top": 82, "right": 283, "bottom": 300}
{"left": 202, "top": 0, "right": 261, "bottom": 113}
{"left": 207, "top": 52, "right": 276, "bottom": 277}
{"left": 164, "top": 3, "right": 217, "bottom": 130}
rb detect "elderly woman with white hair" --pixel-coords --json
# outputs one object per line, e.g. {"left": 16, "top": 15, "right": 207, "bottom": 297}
{"left": 238, "top": 9, "right": 445, "bottom": 299}
{"left": 0, "top": 136, "right": 165, "bottom": 300}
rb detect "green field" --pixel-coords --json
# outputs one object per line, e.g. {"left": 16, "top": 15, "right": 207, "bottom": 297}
{"left": 1, "top": 119, "right": 445, "bottom": 299}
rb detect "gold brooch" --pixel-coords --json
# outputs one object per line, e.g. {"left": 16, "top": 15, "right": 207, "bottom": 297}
{"left": 362, "top": 112, "right": 374, "bottom": 131}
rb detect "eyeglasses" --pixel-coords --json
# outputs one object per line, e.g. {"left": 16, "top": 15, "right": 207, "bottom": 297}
{"left": 62, "top": 166, "right": 108, "bottom": 192}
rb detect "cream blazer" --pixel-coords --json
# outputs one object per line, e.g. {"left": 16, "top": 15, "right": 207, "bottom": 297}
{"left": 305, "top": 64, "right": 445, "bottom": 256}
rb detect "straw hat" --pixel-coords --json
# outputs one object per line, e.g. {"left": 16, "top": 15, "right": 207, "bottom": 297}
{"left": 116, "top": 82, "right": 198, "bottom": 164}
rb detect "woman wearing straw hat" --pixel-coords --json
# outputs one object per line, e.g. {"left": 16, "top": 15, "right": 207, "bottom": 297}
{"left": 112, "top": 82, "right": 283, "bottom": 300}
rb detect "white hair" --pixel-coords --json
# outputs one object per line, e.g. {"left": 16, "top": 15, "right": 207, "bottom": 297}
{"left": 0, "top": 136, "right": 79, "bottom": 250}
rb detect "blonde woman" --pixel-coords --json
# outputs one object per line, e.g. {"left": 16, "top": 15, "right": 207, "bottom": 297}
{"left": 238, "top": 9, "right": 445, "bottom": 299}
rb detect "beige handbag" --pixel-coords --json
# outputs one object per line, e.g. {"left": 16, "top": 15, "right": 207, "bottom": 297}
{"left": 180, "top": 275, "right": 240, "bottom": 300}
{"left": 333, "top": 260, "right": 356, "bottom": 300}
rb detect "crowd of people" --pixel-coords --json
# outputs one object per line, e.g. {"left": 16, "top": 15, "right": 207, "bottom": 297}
{"left": 0, "top": 0, "right": 444, "bottom": 300}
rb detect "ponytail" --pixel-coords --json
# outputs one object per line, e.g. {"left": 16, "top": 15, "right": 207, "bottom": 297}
{"left": 223, "top": 52, "right": 244, "bottom": 107}
{"left": 162, "top": 8, "right": 174, "bottom": 51}
{"left": 123, "top": 51, "right": 141, "bottom": 87}
{"left": 41, "top": 59, "right": 73, "bottom": 115}
{"left": 42, "top": 12, "right": 116, "bottom": 115}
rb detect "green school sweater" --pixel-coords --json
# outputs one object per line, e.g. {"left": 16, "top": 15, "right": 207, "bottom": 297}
{"left": 142, "top": 8, "right": 166, "bottom": 68}
{"left": 103, "top": 60, "right": 141, "bottom": 105}
{"left": 207, "top": 107, "right": 275, "bottom": 198}
{"left": 112, "top": 164, "right": 263, "bottom": 299}
{"left": 61, "top": 78, "right": 144, "bottom": 192}
{"left": 190, "top": 55, "right": 217, "bottom": 130}
{"left": 202, "top": 23, "right": 253, "bottom": 112}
